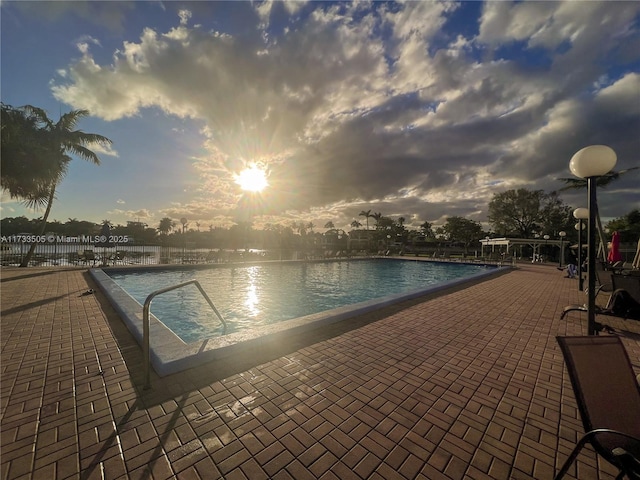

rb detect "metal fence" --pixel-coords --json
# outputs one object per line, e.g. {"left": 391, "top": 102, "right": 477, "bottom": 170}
{"left": 0, "top": 242, "right": 282, "bottom": 267}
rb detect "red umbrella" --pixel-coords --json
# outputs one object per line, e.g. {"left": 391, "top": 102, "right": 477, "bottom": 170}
{"left": 607, "top": 231, "right": 622, "bottom": 264}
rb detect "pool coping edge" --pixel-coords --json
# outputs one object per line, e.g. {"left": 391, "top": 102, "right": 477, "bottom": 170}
{"left": 89, "top": 262, "right": 509, "bottom": 377}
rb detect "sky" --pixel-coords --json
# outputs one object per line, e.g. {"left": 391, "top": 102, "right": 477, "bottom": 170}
{"left": 2, "top": 0, "right": 639, "bottom": 233}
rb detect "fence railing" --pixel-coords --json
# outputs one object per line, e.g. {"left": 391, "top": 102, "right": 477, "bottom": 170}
{"left": 0, "top": 243, "right": 281, "bottom": 267}
{"left": 9, "top": 241, "right": 632, "bottom": 267}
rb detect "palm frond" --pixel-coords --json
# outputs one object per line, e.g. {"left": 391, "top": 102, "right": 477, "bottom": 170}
{"left": 65, "top": 144, "right": 102, "bottom": 165}
{"left": 15, "top": 180, "right": 58, "bottom": 210}
{"left": 55, "top": 110, "right": 90, "bottom": 131}
{"left": 20, "top": 105, "right": 54, "bottom": 128}
{"left": 558, "top": 167, "right": 639, "bottom": 191}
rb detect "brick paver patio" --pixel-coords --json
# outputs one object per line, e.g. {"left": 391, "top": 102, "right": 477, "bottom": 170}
{"left": 2, "top": 263, "right": 639, "bottom": 479}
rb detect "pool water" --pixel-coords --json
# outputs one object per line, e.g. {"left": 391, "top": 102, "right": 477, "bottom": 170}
{"left": 107, "top": 259, "right": 492, "bottom": 343}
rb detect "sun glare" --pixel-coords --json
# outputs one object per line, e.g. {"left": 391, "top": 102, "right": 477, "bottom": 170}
{"left": 235, "top": 165, "right": 268, "bottom": 192}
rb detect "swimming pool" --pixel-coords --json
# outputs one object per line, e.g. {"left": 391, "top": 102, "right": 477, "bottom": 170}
{"left": 91, "top": 258, "right": 507, "bottom": 376}
{"left": 107, "top": 259, "right": 494, "bottom": 342}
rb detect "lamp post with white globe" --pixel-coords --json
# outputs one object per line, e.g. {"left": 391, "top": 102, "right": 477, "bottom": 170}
{"left": 569, "top": 146, "right": 617, "bottom": 335}
{"left": 573, "top": 208, "right": 589, "bottom": 291}
{"left": 558, "top": 231, "right": 566, "bottom": 268}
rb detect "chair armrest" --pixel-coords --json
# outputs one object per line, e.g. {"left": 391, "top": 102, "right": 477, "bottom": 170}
{"left": 587, "top": 429, "right": 640, "bottom": 445}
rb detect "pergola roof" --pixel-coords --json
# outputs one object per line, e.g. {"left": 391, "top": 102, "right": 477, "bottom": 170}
{"left": 480, "top": 237, "right": 567, "bottom": 252}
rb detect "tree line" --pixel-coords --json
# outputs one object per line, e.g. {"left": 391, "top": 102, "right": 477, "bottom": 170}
{"left": 2, "top": 202, "right": 638, "bottom": 253}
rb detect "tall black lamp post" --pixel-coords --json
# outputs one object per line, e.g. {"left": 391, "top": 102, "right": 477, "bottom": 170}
{"left": 569, "top": 145, "right": 617, "bottom": 335}
{"left": 573, "top": 208, "right": 588, "bottom": 291}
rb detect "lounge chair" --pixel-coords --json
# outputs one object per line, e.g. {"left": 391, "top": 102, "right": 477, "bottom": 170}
{"left": 113, "top": 250, "right": 126, "bottom": 265}
{"left": 561, "top": 273, "right": 640, "bottom": 324}
{"left": 561, "top": 261, "right": 615, "bottom": 320}
{"left": 584, "top": 260, "right": 615, "bottom": 295}
{"left": 555, "top": 336, "right": 640, "bottom": 480}
{"left": 80, "top": 249, "right": 97, "bottom": 266}
{"left": 610, "top": 274, "right": 640, "bottom": 320}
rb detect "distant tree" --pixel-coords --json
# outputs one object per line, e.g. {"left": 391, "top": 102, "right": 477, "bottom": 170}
{"left": 290, "top": 221, "right": 309, "bottom": 238}
{"left": 605, "top": 210, "right": 640, "bottom": 243}
{"left": 64, "top": 218, "right": 98, "bottom": 236}
{"left": 157, "top": 217, "right": 175, "bottom": 235}
{"left": 359, "top": 210, "right": 372, "bottom": 230}
{"left": 324, "top": 221, "right": 335, "bottom": 230}
{"left": 126, "top": 221, "right": 150, "bottom": 242}
{"left": 229, "top": 221, "right": 253, "bottom": 249}
{"left": 420, "top": 221, "right": 435, "bottom": 239}
{"left": 488, "top": 189, "right": 556, "bottom": 238}
{"left": 538, "top": 191, "right": 574, "bottom": 237}
{"left": 371, "top": 212, "right": 383, "bottom": 229}
{"left": 351, "top": 220, "right": 362, "bottom": 229}
{"left": 46, "top": 219, "right": 64, "bottom": 234}
{"left": 440, "top": 216, "right": 484, "bottom": 254}
{"left": 0, "top": 216, "right": 38, "bottom": 236}
{"left": 376, "top": 216, "right": 394, "bottom": 231}
{"left": 180, "top": 217, "right": 188, "bottom": 234}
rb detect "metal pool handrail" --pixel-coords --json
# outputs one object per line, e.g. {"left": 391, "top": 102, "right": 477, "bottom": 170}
{"left": 142, "top": 280, "right": 227, "bottom": 390}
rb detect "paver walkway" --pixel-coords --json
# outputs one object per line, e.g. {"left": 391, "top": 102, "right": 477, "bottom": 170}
{"left": 2, "top": 263, "right": 640, "bottom": 480}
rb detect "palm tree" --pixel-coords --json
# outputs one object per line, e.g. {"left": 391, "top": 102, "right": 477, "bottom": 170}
{"left": 351, "top": 220, "right": 362, "bottom": 229}
{"left": 1, "top": 103, "right": 61, "bottom": 205}
{"left": 157, "top": 217, "right": 175, "bottom": 235}
{"left": 292, "top": 221, "right": 307, "bottom": 236}
{"left": 559, "top": 167, "right": 639, "bottom": 262}
{"left": 371, "top": 212, "right": 383, "bottom": 229}
{"left": 1, "top": 105, "right": 112, "bottom": 267}
{"left": 359, "top": 210, "right": 372, "bottom": 230}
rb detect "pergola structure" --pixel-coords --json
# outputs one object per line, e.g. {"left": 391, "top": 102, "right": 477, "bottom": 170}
{"left": 480, "top": 237, "right": 568, "bottom": 262}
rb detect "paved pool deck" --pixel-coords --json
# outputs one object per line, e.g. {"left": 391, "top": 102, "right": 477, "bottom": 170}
{"left": 2, "top": 262, "right": 639, "bottom": 480}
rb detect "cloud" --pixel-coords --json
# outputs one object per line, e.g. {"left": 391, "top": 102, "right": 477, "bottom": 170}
{"left": 595, "top": 72, "right": 640, "bottom": 115}
{"left": 91, "top": 142, "right": 119, "bottom": 158}
{"left": 50, "top": 2, "right": 640, "bottom": 228}
{"left": 107, "top": 208, "right": 154, "bottom": 220}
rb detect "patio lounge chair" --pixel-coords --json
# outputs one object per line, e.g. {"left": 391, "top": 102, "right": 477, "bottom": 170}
{"left": 80, "top": 249, "right": 97, "bottom": 266}
{"left": 561, "top": 261, "right": 617, "bottom": 320}
{"left": 113, "top": 250, "right": 127, "bottom": 265}
{"left": 561, "top": 274, "right": 640, "bottom": 324}
{"left": 611, "top": 274, "right": 640, "bottom": 320}
{"left": 555, "top": 336, "right": 640, "bottom": 480}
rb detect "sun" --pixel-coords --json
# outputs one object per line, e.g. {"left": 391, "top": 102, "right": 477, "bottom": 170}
{"left": 234, "top": 165, "right": 268, "bottom": 192}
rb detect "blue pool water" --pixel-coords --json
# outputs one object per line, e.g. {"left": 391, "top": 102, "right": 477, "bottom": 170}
{"left": 107, "top": 259, "right": 493, "bottom": 343}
